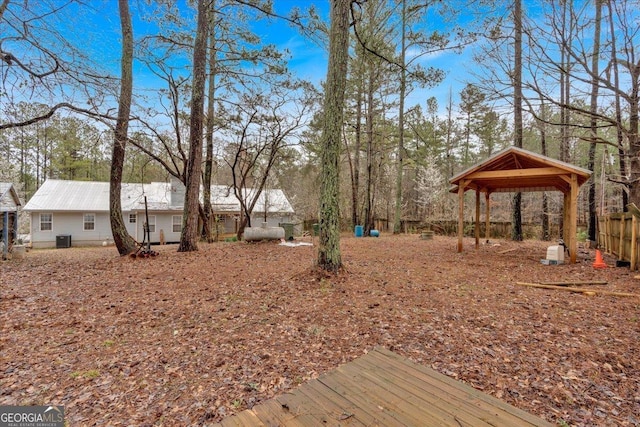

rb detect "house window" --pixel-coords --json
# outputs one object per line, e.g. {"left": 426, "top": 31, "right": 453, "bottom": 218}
{"left": 40, "top": 213, "right": 52, "bottom": 231}
{"left": 145, "top": 215, "right": 156, "bottom": 233}
{"left": 129, "top": 214, "right": 137, "bottom": 223}
{"left": 83, "top": 213, "right": 95, "bottom": 231}
{"left": 172, "top": 215, "right": 182, "bottom": 233}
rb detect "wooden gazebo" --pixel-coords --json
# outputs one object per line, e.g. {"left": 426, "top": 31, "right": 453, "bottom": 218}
{"left": 1, "top": 182, "right": 22, "bottom": 259}
{"left": 449, "top": 147, "right": 591, "bottom": 263}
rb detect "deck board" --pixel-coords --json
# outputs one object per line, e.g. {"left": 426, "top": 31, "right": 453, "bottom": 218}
{"left": 354, "top": 349, "right": 518, "bottom": 426}
{"left": 317, "top": 367, "right": 424, "bottom": 426}
{"left": 343, "top": 355, "right": 486, "bottom": 425}
{"left": 277, "top": 386, "right": 366, "bottom": 426}
{"left": 371, "top": 347, "right": 551, "bottom": 426}
{"left": 296, "top": 377, "right": 373, "bottom": 425}
{"left": 213, "top": 347, "right": 553, "bottom": 427}
{"left": 218, "top": 410, "right": 265, "bottom": 427}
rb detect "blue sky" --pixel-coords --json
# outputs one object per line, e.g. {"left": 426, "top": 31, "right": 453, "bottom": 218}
{"left": 292, "top": 4, "right": 475, "bottom": 117}
{"left": 6, "top": 0, "right": 471, "bottom": 118}
{"left": 261, "top": 1, "right": 470, "bottom": 112}
{"left": 109, "top": 1, "right": 469, "bottom": 114}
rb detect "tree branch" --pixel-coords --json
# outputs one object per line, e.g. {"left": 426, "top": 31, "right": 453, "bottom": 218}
{"left": 0, "top": 102, "right": 115, "bottom": 130}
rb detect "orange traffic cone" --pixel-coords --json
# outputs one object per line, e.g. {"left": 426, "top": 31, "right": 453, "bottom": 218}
{"left": 593, "top": 250, "right": 608, "bottom": 268}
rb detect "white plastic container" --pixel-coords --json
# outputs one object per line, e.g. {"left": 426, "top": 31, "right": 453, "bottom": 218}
{"left": 546, "top": 245, "right": 565, "bottom": 263}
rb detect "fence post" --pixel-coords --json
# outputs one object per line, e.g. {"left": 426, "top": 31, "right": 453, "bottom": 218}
{"left": 619, "top": 216, "right": 625, "bottom": 260}
{"left": 631, "top": 215, "right": 637, "bottom": 271}
{"left": 606, "top": 216, "right": 612, "bottom": 253}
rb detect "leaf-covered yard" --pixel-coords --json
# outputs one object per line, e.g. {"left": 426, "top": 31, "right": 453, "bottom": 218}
{"left": 1, "top": 235, "right": 639, "bottom": 426}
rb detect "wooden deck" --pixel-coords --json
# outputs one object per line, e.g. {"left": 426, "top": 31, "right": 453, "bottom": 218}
{"left": 214, "top": 347, "right": 553, "bottom": 427}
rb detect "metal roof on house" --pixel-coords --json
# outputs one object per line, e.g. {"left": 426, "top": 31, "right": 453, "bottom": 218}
{"left": 128, "top": 182, "right": 176, "bottom": 211}
{"left": 0, "top": 182, "right": 22, "bottom": 211}
{"left": 23, "top": 179, "right": 294, "bottom": 214}
{"left": 210, "top": 185, "right": 294, "bottom": 214}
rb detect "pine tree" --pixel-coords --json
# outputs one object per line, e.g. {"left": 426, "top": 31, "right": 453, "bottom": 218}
{"left": 317, "top": 0, "right": 350, "bottom": 272}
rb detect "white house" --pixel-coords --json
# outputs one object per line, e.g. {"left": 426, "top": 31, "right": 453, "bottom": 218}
{"left": 23, "top": 179, "right": 295, "bottom": 248}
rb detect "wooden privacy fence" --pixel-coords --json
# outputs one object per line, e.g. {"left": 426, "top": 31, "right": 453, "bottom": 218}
{"left": 598, "top": 213, "right": 640, "bottom": 270}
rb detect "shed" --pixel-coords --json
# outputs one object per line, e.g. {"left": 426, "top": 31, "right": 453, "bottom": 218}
{"left": 449, "top": 147, "right": 592, "bottom": 263}
{"left": 0, "top": 182, "right": 22, "bottom": 259}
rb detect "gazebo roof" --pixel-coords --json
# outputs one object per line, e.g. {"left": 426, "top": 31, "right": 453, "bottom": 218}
{"left": 449, "top": 146, "right": 592, "bottom": 194}
{"left": 0, "top": 182, "right": 22, "bottom": 212}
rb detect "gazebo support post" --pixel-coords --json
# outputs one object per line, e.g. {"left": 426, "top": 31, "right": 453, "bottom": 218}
{"left": 562, "top": 192, "right": 570, "bottom": 245}
{"left": 2, "top": 212, "right": 8, "bottom": 259}
{"left": 13, "top": 211, "right": 18, "bottom": 243}
{"left": 485, "top": 192, "right": 491, "bottom": 243}
{"left": 475, "top": 189, "right": 480, "bottom": 249}
{"left": 457, "top": 185, "right": 464, "bottom": 252}
{"left": 457, "top": 180, "right": 468, "bottom": 253}
{"left": 569, "top": 173, "right": 578, "bottom": 263}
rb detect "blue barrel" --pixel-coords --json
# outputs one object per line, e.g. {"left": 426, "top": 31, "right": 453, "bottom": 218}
{"left": 354, "top": 225, "right": 364, "bottom": 237}
{"left": 370, "top": 229, "right": 380, "bottom": 237}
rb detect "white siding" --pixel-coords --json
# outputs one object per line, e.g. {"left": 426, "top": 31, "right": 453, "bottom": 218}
{"left": 134, "top": 212, "right": 181, "bottom": 244}
{"left": 249, "top": 214, "right": 294, "bottom": 228}
{"left": 125, "top": 212, "right": 138, "bottom": 241}
{"left": 222, "top": 215, "right": 237, "bottom": 234}
{"left": 29, "top": 210, "right": 187, "bottom": 248}
{"left": 24, "top": 180, "right": 295, "bottom": 247}
{"left": 30, "top": 211, "right": 114, "bottom": 248}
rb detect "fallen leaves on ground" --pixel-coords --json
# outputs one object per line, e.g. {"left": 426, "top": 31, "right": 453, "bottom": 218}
{"left": 1, "top": 235, "right": 639, "bottom": 426}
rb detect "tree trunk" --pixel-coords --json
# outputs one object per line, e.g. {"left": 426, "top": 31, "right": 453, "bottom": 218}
{"left": 393, "top": 0, "right": 407, "bottom": 235}
{"left": 364, "top": 69, "right": 374, "bottom": 236}
{"left": 627, "top": 69, "right": 640, "bottom": 205}
{"left": 587, "top": 0, "right": 602, "bottom": 242}
{"left": 110, "top": 0, "right": 137, "bottom": 256}
{"left": 445, "top": 89, "right": 455, "bottom": 178}
{"left": 178, "top": 0, "right": 209, "bottom": 252}
{"left": 607, "top": 0, "right": 628, "bottom": 210}
{"left": 236, "top": 212, "right": 249, "bottom": 241}
{"left": 558, "top": 0, "right": 573, "bottom": 238}
{"left": 317, "top": 0, "right": 349, "bottom": 273}
{"left": 539, "top": 100, "right": 550, "bottom": 241}
{"left": 351, "top": 59, "right": 363, "bottom": 229}
{"left": 202, "top": 1, "right": 217, "bottom": 243}
{"left": 511, "top": 0, "right": 523, "bottom": 241}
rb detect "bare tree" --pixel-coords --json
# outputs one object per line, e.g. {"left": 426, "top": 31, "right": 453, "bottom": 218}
{"left": 178, "top": 0, "right": 209, "bottom": 252}
{"left": 345, "top": 37, "right": 365, "bottom": 230}
{"left": 537, "top": 99, "right": 551, "bottom": 241}
{"left": 606, "top": 0, "right": 629, "bottom": 210}
{"left": 512, "top": 0, "right": 523, "bottom": 242}
{"left": 110, "top": 0, "right": 138, "bottom": 256}
{"left": 522, "top": 0, "right": 638, "bottom": 209}
{"left": 0, "top": 1, "right": 118, "bottom": 129}
{"left": 391, "top": 0, "right": 453, "bottom": 234}
{"left": 130, "top": 0, "right": 303, "bottom": 242}
{"left": 223, "top": 82, "right": 314, "bottom": 240}
{"left": 414, "top": 157, "right": 445, "bottom": 220}
{"left": 393, "top": 0, "right": 408, "bottom": 235}
{"left": 202, "top": 1, "right": 219, "bottom": 243}
{"left": 587, "top": 0, "right": 602, "bottom": 242}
